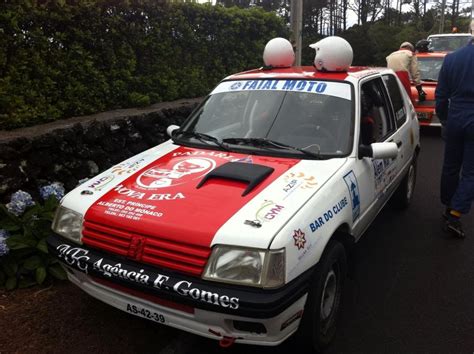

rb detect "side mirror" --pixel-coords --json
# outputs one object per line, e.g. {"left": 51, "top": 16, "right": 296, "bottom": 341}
{"left": 166, "top": 125, "right": 180, "bottom": 138}
{"left": 358, "top": 142, "right": 398, "bottom": 159}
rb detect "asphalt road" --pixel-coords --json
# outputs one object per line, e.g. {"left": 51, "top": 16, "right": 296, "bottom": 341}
{"left": 153, "top": 129, "right": 474, "bottom": 354}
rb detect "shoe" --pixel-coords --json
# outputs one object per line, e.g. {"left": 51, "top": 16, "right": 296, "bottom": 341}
{"left": 443, "top": 217, "right": 466, "bottom": 238}
{"left": 442, "top": 207, "right": 453, "bottom": 220}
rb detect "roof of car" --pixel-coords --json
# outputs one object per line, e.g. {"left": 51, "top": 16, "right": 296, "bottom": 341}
{"left": 416, "top": 52, "right": 447, "bottom": 58}
{"left": 224, "top": 66, "right": 389, "bottom": 82}
{"left": 427, "top": 33, "right": 471, "bottom": 38}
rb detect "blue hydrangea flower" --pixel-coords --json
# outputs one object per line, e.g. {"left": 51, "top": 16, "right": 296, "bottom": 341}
{"left": 6, "top": 190, "right": 35, "bottom": 216}
{"left": 39, "top": 182, "right": 65, "bottom": 201}
{"left": 0, "top": 229, "right": 10, "bottom": 257}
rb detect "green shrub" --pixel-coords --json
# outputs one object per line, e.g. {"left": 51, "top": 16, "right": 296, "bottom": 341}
{"left": 0, "top": 187, "right": 67, "bottom": 290}
{"left": 0, "top": 1, "right": 288, "bottom": 130}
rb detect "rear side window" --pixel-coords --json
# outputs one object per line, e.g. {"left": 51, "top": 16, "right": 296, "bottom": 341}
{"left": 382, "top": 74, "right": 406, "bottom": 127}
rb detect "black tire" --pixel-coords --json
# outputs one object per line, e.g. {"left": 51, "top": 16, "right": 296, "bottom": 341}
{"left": 392, "top": 157, "right": 417, "bottom": 209}
{"left": 298, "top": 240, "right": 347, "bottom": 353}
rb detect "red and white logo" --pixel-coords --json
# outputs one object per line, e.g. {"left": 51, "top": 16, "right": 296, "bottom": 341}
{"left": 293, "top": 229, "right": 306, "bottom": 250}
{"left": 136, "top": 157, "right": 216, "bottom": 190}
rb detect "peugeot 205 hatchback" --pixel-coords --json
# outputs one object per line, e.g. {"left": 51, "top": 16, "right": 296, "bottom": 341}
{"left": 47, "top": 38, "right": 420, "bottom": 352}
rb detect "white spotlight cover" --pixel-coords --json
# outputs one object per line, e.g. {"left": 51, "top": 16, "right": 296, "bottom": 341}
{"left": 309, "top": 36, "right": 353, "bottom": 72}
{"left": 263, "top": 37, "right": 295, "bottom": 68}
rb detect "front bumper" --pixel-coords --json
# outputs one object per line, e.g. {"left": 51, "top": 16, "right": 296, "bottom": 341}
{"left": 416, "top": 109, "right": 441, "bottom": 127}
{"left": 47, "top": 234, "right": 311, "bottom": 345}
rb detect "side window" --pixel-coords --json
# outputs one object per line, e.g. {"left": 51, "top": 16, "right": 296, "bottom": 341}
{"left": 360, "top": 78, "right": 396, "bottom": 144}
{"left": 382, "top": 74, "right": 407, "bottom": 127}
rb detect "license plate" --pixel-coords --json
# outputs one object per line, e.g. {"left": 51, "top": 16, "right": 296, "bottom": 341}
{"left": 125, "top": 303, "right": 166, "bottom": 324}
{"left": 417, "top": 112, "right": 430, "bottom": 120}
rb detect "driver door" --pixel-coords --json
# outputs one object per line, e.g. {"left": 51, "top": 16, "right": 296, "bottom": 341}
{"left": 352, "top": 76, "right": 399, "bottom": 238}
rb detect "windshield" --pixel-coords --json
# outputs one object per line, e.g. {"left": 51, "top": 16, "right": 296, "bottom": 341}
{"left": 428, "top": 35, "right": 471, "bottom": 52}
{"left": 418, "top": 57, "right": 444, "bottom": 81}
{"left": 179, "top": 79, "right": 353, "bottom": 158}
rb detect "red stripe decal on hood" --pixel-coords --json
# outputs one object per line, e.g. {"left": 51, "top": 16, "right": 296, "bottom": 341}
{"left": 84, "top": 147, "right": 300, "bottom": 248}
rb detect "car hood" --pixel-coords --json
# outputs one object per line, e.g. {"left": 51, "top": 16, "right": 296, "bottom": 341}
{"left": 411, "top": 82, "right": 436, "bottom": 107}
{"left": 62, "top": 143, "right": 347, "bottom": 251}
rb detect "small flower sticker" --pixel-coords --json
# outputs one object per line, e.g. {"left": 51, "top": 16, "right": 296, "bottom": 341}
{"left": 293, "top": 229, "right": 306, "bottom": 250}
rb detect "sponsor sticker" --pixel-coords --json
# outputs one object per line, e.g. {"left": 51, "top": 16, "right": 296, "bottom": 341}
{"left": 255, "top": 200, "right": 285, "bottom": 223}
{"left": 309, "top": 197, "right": 348, "bottom": 232}
{"left": 282, "top": 172, "right": 317, "bottom": 198}
{"left": 87, "top": 174, "right": 115, "bottom": 191}
{"left": 56, "top": 244, "right": 240, "bottom": 310}
{"left": 111, "top": 158, "right": 146, "bottom": 175}
{"left": 372, "top": 159, "right": 397, "bottom": 198}
{"left": 292, "top": 229, "right": 306, "bottom": 250}
{"left": 97, "top": 198, "right": 163, "bottom": 221}
{"left": 136, "top": 157, "right": 216, "bottom": 190}
{"left": 343, "top": 171, "right": 360, "bottom": 222}
{"left": 211, "top": 79, "right": 351, "bottom": 100}
{"left": 235, "top": 155, "right": 253, "bottom": 164}
{"left": 109, "top": 184, "right": 186, "bottom": 202}
{"left": 288, "top": 227, "right": 315, "bottom": 278}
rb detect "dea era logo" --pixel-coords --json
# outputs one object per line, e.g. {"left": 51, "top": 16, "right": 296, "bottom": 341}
{"left": 136, "top": 157, "right": 216, "bottom": 190}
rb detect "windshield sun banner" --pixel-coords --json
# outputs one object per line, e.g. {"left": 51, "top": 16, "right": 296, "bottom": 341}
{"left": 211, "top": 79, "right": 351, "bottom": 101}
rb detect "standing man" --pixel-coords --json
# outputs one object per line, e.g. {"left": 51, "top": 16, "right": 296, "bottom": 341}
{"left": 386, "top": 42, "right": 426, "bottom": 102}
{"left": 435, "top": 21, "right": 474, "bottom": 238}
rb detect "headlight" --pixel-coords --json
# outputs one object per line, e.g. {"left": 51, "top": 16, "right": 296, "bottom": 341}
{"left": 203, "top": 246, "right": 285, "bottom": 288}
{"left": 51, "top": 206, "right": 83, "bottom": 244}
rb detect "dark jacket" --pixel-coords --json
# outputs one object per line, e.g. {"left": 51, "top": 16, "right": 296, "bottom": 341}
{"left": 435, "top": 40, "right": 474, "bottom": 122}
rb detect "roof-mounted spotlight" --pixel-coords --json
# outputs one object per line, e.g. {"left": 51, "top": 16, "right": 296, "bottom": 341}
{"left": 262, "top": 37, "right": 295, "bottom": 69}
{"left": 309, "top": 36, "right": 353, "bottom": 72}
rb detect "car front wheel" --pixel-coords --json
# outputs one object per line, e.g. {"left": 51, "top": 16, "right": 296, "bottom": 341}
{"left": 298, "top": 240, "right": 347, "bottom": 352}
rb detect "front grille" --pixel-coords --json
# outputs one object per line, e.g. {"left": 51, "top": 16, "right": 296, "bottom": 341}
{"left": 82, "top": 220, "right": 211, "bottom": 276}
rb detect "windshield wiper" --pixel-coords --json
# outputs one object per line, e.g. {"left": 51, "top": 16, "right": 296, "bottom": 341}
{"left": 222, "top": 137, "right": 321, "bottom": 158}
{"left": 173, "top": 131, "right": 229, "bottom": 151}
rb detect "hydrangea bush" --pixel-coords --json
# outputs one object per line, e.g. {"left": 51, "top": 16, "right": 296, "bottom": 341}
{"left": 0, "top": 183, "right": 67, "bottom": 290}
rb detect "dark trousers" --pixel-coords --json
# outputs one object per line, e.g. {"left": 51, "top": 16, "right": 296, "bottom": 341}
{"left": 440, "top": 108, "right": 474, "bottom": 214}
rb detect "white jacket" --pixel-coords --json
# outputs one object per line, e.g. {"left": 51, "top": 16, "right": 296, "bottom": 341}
{"left": 386, "top": 49, "right": 421, "bottom": 86}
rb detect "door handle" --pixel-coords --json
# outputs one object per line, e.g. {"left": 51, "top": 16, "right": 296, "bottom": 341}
{"left": 390, "top": 139, "right": 402, "bottom": 148}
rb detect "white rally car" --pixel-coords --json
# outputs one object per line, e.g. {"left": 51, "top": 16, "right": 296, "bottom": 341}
{"left": 47, "top": 37, "right": 420, "bottom": 351}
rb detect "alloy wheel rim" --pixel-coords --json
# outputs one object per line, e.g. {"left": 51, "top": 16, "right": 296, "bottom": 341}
{"left": 320, "top": 268, "right": 337, "bottom": 320}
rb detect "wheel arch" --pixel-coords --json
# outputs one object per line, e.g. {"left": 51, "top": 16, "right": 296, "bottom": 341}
{"left": 312, "top": 222, "right": 355, "bottom": 268}
{"left": 415, "top": 143, "right": 421, "bottom": 159}
{"left": 332, "top": 223, "right": 355, "bottom": 253}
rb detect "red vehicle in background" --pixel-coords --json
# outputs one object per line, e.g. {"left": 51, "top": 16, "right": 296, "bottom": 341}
{"left": 410, "top": 51, "right": 446, "bottom": 126}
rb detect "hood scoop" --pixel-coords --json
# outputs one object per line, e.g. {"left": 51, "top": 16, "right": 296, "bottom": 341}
{"left": 196, "top": 162, "right": 274, "bottom": 196}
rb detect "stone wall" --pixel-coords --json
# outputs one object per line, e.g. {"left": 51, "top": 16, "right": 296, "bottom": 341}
{"left": 0, "top": 98, "right": 202, "bottom": 203}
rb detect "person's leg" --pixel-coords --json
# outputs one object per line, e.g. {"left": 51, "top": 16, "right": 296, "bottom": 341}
{"left": 440, "top": 115, "right": 464, "bottom": 208}
{"left": 449, "top": 117, "right": 474, "bottom": 215}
